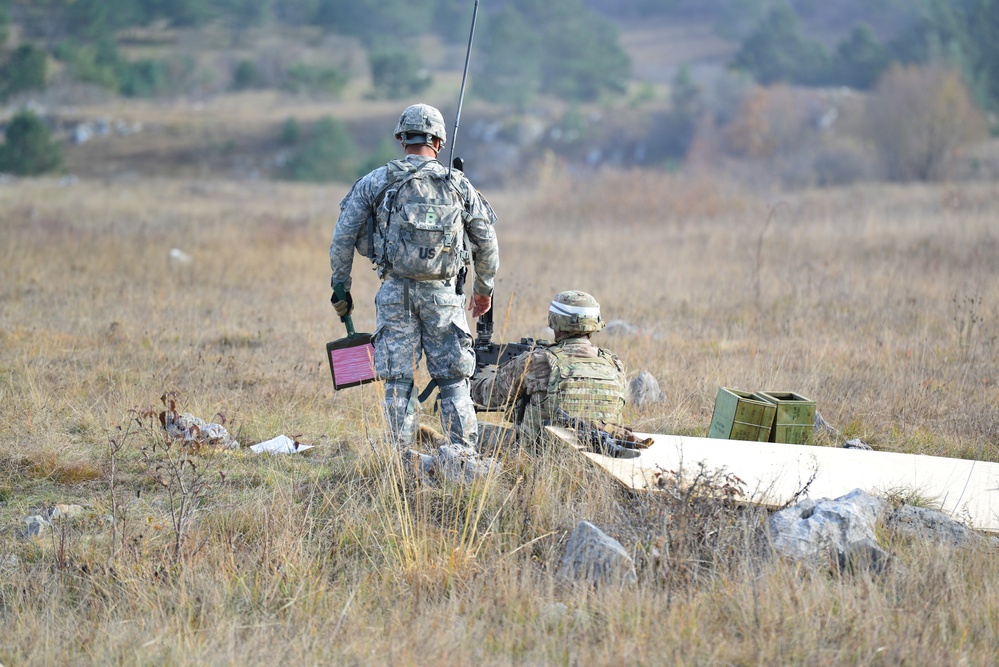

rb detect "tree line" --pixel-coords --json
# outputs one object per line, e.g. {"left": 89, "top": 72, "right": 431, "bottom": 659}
{"left": 3, "top": 0, "right": 994, "bottom": 112}
{"left": 730, "top": 0, "right": 999, "bottom": 114}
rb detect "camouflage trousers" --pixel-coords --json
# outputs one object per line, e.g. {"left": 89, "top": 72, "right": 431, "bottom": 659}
{"left": 374, "top": 276, "right": 478, "bottom": 448}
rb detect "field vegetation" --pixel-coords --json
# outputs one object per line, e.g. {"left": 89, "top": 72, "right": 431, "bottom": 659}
{"left": 1, "top": 1, "right": 998, "bottom": 663}
{"left": 1, "top": 168, "right": 997, "bottom": 663}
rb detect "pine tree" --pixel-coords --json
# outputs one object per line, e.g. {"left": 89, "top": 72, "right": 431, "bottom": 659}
{"left": 0, "top": 110, "right": 63, "bottom": 176}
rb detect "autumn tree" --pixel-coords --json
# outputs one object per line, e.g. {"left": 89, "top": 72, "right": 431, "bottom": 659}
{"left": 865, "top": 65, "right": 988, "bottom": 181}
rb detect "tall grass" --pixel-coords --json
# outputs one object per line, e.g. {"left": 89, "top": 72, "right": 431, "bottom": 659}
{"left": 0, "top": 173, "right": 997, "bottom": 663}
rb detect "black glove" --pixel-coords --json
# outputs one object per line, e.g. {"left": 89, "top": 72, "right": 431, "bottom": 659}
{"left": 331, "top": 289, "right": 353, "bottom": 319}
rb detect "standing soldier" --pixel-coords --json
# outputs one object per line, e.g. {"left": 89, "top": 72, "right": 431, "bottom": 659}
{"left": 329, "top": 103, "right": 498, "bottom": 451}
{"left": 471, "top": 291, "right": 627, "bottom": 444}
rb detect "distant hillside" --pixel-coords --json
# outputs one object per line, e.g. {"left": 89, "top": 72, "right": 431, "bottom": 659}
{"left": 1, "top": 0, "right": 995, "bottom": 189}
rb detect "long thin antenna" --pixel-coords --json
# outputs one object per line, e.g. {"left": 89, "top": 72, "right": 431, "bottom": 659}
{"left": 447, "top": 0, "right": 479, "bottom": 178}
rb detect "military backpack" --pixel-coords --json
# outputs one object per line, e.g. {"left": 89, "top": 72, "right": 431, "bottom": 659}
{"left": 368, "top": 158, "right": 470, "bottom": 281}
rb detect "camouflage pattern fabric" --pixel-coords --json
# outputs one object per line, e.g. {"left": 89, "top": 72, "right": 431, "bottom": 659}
{"left": 330, "top": 154, "right": 498, "bottom": 296}
{"left": 374, "top": 277, "right": 477, "bottom": 445}
{"left": 329, "top": 155, "right": 497, "bottom": 449}
{"left": 375, "top": 159, "right": 469, "bottom": 282}
{"left": 545, "top": 345, "right": 626, "bottom": 423}
{"left": 471, "top": 336, "right": 626, "bottom": 443}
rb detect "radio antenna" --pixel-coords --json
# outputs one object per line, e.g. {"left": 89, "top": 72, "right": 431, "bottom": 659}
{"left": 447, "top": 0, "right": 479, "bottom": 179}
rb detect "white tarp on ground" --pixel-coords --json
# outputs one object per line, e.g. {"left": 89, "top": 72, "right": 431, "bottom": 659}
{"left": 546, "top": 427, "right": 999, "bottom": 534}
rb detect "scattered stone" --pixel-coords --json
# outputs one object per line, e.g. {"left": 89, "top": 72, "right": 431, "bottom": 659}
{"left": 884, "top": 504, "right": 996, "bottom": 548}
{"left": 539, "top": 602, "right": 568, "bottom": 630}
{"left": 557, "top": 520, "right": 637, "bottom": 587}
{"left": 49, "top": 504, "right": 85, "bottom": 520}
{"left": 478, "top": 423, "right": 517, "bottom": 456}
{"left": 603, "top": 320, "right": 639, "bottom": 337}
{"left": 843, "top": 438, "right": 873, "bottom": 450}
{"left": 168, "top": 247, "right": 193, "bottom": 267}
{"left": 401, "top": 448, "right": 437, "bottom": 486}
{"left": 74, "top": 123, "right": 93, "bottom": 144}
{"left": 22, "top": 515, "right": 50, "bottom": 538}
{"left": 538, "top": 603, "right": 590, "bottom": 630}
{"left": 432, "top": 443, "right": 497, "bottom": 484}
{"left": 813, "top": 411, "right": 839, "bottom": 436}
{"left": 767, "top": 488, "right": 888, "bottom": 572}
{"left": 0, "top": 553, "right": 19, "bottom": 571}
{"left": 628, "top": 370, "right": 666, "bottom": 408}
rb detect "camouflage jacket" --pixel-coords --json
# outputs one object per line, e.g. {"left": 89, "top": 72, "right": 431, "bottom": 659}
{"left": 329, "top": 155, "right": 498, "bottom": 295}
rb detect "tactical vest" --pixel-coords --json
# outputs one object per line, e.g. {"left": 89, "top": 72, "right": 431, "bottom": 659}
{"left": 520, "top": 344, "right": 626, "bottom": 442}
{"left": 368, "top": 159, "right": 471, "bottom": 281}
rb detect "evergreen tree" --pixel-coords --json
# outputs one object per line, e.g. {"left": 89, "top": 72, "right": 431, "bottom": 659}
{"left": 283, "top": 116, "right": 358, "bottom": 183}
{"left": 0, "top": 43, "right": 47, "bottom": 99}
{"left": 475, "top": 5, "right": 541, "bottom": 106}
{"left": 211, "top": 0, "right": 270, "bottom": 45}
{"left": 730, "top": 2, "right": 830, "bottom": 85}
{"left": 0, "top": 2, "right": 10, "bottom": 50}
{"left": 833, "top": 23, "right": 889, "bottom": 90}
{"left": 368, "top": 48, "right": 431, "bottom": 99}
{"left": 314, "top": 0, "right": 433, "bottom": 45}
{"left": 965, "top": 0, "right": 999, "bottom": 113}
{"left": 0, "top": 110, "right": 62, "bottom": 175}
{"left": 476, "top": 0, "right": 629, "bottom": 104}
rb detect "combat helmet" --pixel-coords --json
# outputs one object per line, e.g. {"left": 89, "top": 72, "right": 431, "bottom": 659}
{"left": 548, "top": 290, "right": 604, "bottom": 334}
{"left": 394, "top": 103, "right": 447, "bottom": 147}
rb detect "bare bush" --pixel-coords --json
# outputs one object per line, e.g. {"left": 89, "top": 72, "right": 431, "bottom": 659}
{"left": 865, "top": 65, "right": 989, "bottom": 181}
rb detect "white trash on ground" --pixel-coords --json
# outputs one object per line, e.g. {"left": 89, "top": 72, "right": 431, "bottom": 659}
{"left": 250, "top": 434, "right": 313, "bottom": 455}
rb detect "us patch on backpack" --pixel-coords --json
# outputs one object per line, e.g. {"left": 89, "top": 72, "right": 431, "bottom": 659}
{"left": 379, "top": 160, "right": 469, "bottom": 281}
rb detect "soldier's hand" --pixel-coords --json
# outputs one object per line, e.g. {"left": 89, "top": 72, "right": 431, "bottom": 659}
{"left": 469, "top": 293, "right": 491, "bottom": 318}
{"left": 331, "top": 289, "right": 354, "bottom": 319}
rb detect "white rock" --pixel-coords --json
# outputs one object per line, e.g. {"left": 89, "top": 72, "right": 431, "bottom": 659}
{"left": 557, "top": 520, "right": 636, "bottom": 587}
{"left": 628, "top": 370, "right": 665, "bottom": 407}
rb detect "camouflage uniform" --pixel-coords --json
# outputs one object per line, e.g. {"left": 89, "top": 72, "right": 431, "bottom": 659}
{"left": 330, "top": 149, "right": 498, "bottom": 448}
{"left": 471, "top": 291, "right": 626, "bottom": 444}
{"left": 471, "top": 336, "right": 627, "bottom": 443}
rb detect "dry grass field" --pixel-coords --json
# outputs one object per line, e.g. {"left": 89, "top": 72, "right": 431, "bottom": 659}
{"left": 1, "top": 166, "right": 998, "bottom": 664}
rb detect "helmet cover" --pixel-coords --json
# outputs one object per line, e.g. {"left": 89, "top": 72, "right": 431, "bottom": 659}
{"left": 394, "top": 103, "right": 447, "bottom": 147}
{"left": 548, "top": 290, "right": 603, "bottom": 334}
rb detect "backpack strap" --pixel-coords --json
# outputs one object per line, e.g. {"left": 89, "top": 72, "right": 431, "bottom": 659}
{"left": 366, "top": 160, "right": 416, "bottom": 265}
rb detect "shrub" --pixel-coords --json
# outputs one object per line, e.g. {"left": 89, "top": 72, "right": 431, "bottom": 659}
{"left": 283, "top": 63, "right": 349, "bottom": 96}
{"left": 54, "top": 37, "right": 188, "bottom": 98}
{"left": 118, "top": 58, "right": 168, "bottom": 97}
{"left": 0, "top": 43, "right": 47, "bottom": 100}
{"left": 368, "top": 48, "right": 430, "bottom": 100}
{"left": 231, "top": 59, "right": 259, "bottom": 91}
{"left": 357, "top": 135, "right": 400, "bottom": 175}
{"left": 730, "top": 2, "right": 830, "bottom": 86}
{"left": 280, "top": 117, "right": 301, "bottom": 145}
{"left": 811, "top": 141, "right": 875, "bottom": 186}
{"left": 865, "top": 64, "right": 989, "bottom": 181}
{"left": 475, "top": 0, "right": 629, "bottom": 104}
{"left": 282, "top": 116, "right": 358, "bottom": 183}
{"left": 0, "top": 110, "right": 63, "bottom": 176}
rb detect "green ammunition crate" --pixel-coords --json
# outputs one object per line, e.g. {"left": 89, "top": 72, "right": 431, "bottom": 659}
{"left": 758, "top": 391, "right": 815, "bottom": 445}
{"left": 707, "top": 387, "right": 777, "bottom": 442}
